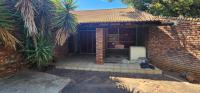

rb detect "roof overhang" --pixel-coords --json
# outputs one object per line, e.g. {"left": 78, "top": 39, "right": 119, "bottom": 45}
{"left": 78, "top": 21, "right": 174, "bottom": 28}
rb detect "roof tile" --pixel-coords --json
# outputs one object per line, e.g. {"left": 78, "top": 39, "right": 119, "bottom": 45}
{"left": 71, "top": 8, "right": 161, "bottom": 23}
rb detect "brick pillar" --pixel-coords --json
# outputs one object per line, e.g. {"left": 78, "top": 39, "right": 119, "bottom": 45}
{"left": 96, "top": 28, "right": 105, "bottom": 64}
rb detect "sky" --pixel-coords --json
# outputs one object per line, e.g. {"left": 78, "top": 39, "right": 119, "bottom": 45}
{"left": 75, "top": 0, "right": 127, "bottom": 10}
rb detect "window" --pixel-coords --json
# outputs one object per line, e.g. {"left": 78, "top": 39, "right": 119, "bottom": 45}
{"left": 107, "top": 27, "right": 146, "bottom": 49}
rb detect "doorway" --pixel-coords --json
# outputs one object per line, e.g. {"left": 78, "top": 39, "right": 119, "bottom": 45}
{"left": 79, "top": 30, "right": 96, "bottom": 54}
{"left": 105, "top": 27, "right": 148, "bottom": 63}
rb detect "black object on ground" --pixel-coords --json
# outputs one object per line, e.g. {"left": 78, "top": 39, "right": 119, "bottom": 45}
{"left": 140, "top": 63, "right": 155, "bottom": 69}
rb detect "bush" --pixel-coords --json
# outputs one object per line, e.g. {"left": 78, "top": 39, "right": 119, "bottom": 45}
{"left": 23, "top": 35, "right": 53, "bottom": 69}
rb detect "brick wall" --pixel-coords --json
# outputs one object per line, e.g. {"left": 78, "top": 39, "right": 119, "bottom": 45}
{"left": 53, "top": 32, "right": 79, "bottom": 60}
{"left": 0, "top": 47, "right": 23, "bottom": 78}
{"left": 54, "top": 42, "right": 68, "bottom": 59}
{"left": 147, "top": 20, "right": 200, "bottom": 78}
{"left": 96, "top": 28, "right": 106, "bottom": 64}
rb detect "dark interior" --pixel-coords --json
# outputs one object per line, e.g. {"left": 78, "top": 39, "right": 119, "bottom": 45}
{"left": 76, "top": 26, "right": 148, "bottom": 56}
{"left": 106, "top": 27, "right": 148, "bottom": 56}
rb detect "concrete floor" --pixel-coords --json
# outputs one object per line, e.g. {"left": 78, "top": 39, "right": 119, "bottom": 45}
{"left": 56, "top": 55, "right": 162, "bottom": 75}
{"left": 47, "top": 69, "right": 172, "bottom": 93}
{"left": 0, "top": 70, "right": 71, "bottom": 93}
{"left": 105, "top": 55, "right": 129, "bottom": 63}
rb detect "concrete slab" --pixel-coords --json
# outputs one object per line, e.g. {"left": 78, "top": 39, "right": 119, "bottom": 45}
{"left": 56, "top": 55, "right": 162, "bottom": 75}
{"left": 0, "top": 70, "right": 71, "bottom": 93}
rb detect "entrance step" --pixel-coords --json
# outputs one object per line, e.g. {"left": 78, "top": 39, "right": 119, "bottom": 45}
{"left": 56, "top": 63, "right": 162, "bottom": 75}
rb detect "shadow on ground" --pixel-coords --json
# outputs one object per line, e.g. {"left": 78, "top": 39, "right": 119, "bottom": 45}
{"left": 46, "top": 69, "right": 175, "bottom": 93}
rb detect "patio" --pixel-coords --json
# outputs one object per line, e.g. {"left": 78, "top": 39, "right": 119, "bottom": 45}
{"left": 56, "top": 55, "right": 162, "bottom": 75}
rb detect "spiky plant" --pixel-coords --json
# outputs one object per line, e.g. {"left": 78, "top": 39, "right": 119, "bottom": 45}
{"left": 52, "top": 0, "right": 77, "bottom": 46}
{"left": 15, "top": 0, "right": 38, "bottom": 48}
{"left": 0, "top": 0, "right": 20, "bottom": 49}
{"left": 16, "top": 0, "right": 55, "bottom": 69}
{"left": 15, "top": 0, "right": 37, "bottom": 36}
{"left": 34, "top": 0, "right": 54, "bottom": 36}
{"left": 24, "top": 35, "right": 53, "bottom": 69}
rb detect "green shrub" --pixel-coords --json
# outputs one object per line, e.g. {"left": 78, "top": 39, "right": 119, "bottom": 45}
{"left": 23, "top": 35, "right": 53, "bottom": 69}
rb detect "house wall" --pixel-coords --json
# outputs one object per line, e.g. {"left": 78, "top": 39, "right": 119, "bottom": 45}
{"left": 54, "top": 32, "right": 76, "bottom": 59}
{"left": 54, "top": 42, "right": 69, "bottom": 59}
{"left": 147, "top": 20, "right": 200, "bottom": 78}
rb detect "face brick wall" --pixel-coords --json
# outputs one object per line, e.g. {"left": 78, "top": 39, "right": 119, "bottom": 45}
{"left": 96, "top": 28, "right": 106, "bottom": 64}
{"left": 54, "top": 42, "right": 68, "bottom": 59}
{"left": 147, "top": 20, "right": 200, "bottom": 78}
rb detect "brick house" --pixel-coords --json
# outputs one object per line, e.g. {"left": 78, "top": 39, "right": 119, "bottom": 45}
{"left": 54, "top": 8, "right": 200, "bottom": 78}
{"left": 56, "top": 8, "right": 168, "bottom": 62}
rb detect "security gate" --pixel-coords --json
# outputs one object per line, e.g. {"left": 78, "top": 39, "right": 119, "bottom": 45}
{"left": 79, "top": 30, "right": 96, "bottom": 54}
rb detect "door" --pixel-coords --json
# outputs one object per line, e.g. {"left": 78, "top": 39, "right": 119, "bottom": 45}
{"left": 79, "top": 30, "right": 96, "bottom": 54}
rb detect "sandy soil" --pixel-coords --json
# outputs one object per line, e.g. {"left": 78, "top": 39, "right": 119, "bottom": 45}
{"left": 46, "top": 69, "right": 200, "bottom": 93}
{"left": 111, "top": 77, "right": 200, "bottom": 93}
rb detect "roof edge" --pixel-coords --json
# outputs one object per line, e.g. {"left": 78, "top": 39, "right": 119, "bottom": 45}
{"left": 72, "top": 7, "right": 132, "bottom": 12}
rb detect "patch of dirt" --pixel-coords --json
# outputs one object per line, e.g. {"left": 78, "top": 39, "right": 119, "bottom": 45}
{"left": 46, "top": 69, "right": 174, "bottom": 93}
{"left": 46, "top": 69, "right": 200, "bottom": 93}
{"left": 111, "top": 77, "right": 200, "bottom": 93}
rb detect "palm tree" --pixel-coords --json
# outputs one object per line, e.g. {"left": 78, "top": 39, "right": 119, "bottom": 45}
{"left": 13, "top": 0, "right": 77, "bottom": 68}
{"left": 34, "top": 0, "right": 54, "bottom": 36}
{"left": 52, "top": 0, "right": 77, "bottom": 46}
{"left": 15, "top": 0, "right": 77, "bottom": 46}
{"left": 0, "top": 0, "right": 20, "bottom": 49}
{"left": 15, "top": 0, "right": 38, "bottom": 48}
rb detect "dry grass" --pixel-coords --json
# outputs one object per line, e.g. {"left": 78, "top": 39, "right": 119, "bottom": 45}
{"left": 0, "top": 28, "right": 20, "bottom": 49}
{"left": 55, "top": 28, "right": 70, "bottom": 46}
